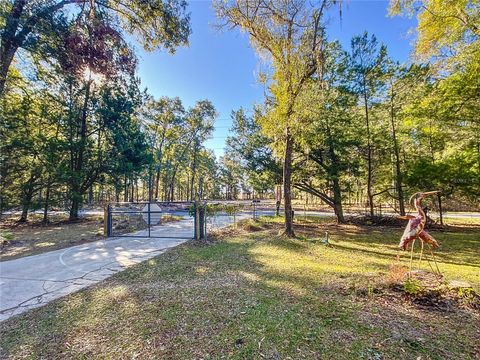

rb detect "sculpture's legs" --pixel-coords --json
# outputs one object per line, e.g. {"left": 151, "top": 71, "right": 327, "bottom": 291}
{"left": 425, "top": 253, "right": 436, "bottom": 274}
{"left": 428, "top": 245, "right": 441, "bottom": 275}
{"left": 418, "top": 240, "right": 424, "bottom": 268}
{"left": 409, "top": 238, "right": 416, "bottom": 276}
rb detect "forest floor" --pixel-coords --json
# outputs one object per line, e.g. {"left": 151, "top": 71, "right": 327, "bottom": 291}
{"left": 0, "top": 216, "right": 479, "bottom": 359}
{"left": 0, "top": 214, "right": 183, "bottom": 261}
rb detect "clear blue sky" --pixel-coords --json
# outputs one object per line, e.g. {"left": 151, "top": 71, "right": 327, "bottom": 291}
{"left": 136, "top": 1, "right": 417, "bottom": 157}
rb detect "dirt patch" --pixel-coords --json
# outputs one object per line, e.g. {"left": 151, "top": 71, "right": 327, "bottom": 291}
{"left": 369, "top": 268, "right": 480, "bottom": 313}
{"left": 0, "top": 215, "right": 104, "bottom": 261}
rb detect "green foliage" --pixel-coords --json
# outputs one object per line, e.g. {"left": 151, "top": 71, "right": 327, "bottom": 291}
{"left": 0, "top": 0, "right": 191, "bottom": 94}
{"left": 1, "top": 1, "right": 213, "bottom": 219}
{"left": 2, "top": 0, "right": 479, "bottom": 221}
{"left": 404, "top": 278, "right": 423, "bottom": 295}
{"left": 0, "top": 230, "right": 13, "bottom": 241}
{"left": 225, "top": 108, "right": 281, "bottom": 197}
{"left": 389, "top": 0, "right": 479, "bottom": 66}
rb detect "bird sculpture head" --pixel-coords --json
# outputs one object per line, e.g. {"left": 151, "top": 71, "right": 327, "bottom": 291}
{"left": 409, "top": 190, "right": 441, "bottom": 207}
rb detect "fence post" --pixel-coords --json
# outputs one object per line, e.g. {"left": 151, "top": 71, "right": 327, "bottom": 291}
{"left": 234, "top": 205, "right": 236, "bottom": 229}
{"left": 194, "top": 200, "right": 199, "bottom": 240}
{"left": 104, "top": 205, "right": 108, "bottom": 237}
{"left": 105, "top": 204, "right": 112, "bottom": 237}
{"left": 148, "top": 202, "right": 151, "bottom": 238}
{"left": 199, "top": 203, "right": 205, "bottom": 239}
{"left": 204, "top": 203, "right": 208, "bottom": 241}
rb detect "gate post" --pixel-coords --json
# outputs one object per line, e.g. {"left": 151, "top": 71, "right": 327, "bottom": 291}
{"left": 148, "top": 202, "right": 151, "bottom": 238}
{"left": 104, "top": 204, "right": 112, "bottom": 237}
{"left": 194, "top": 199, "right": 205, "bottom": 240}
{"left": 204, "top": 204, "right": 208, "bottom": 241}
{"left": 194, "top": 200, "right": 199, "bottom": 240}
{"left": 199, "top": 203, "right": 205, "bottom": 239}
{"left": 104, "top": 205, "right": 108, "bottom": 236}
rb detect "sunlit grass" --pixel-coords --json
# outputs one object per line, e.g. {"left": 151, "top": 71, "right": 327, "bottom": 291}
{"left": 442, "top": 216, "right": 480, "bottom": 226}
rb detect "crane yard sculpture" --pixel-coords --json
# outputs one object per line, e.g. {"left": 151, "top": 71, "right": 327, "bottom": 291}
{"left": 399, "top": 191, "right": 442, "bottom": 276}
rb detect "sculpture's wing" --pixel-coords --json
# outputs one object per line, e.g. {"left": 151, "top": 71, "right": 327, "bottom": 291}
{"left": 409, "top": 216, "right": 422, "bottom": 230}
{"left": 419, "top": 230, "right": 439, "bottom": 248}
{"left": 399, "top": 219, "right": 418, "bottom": 250}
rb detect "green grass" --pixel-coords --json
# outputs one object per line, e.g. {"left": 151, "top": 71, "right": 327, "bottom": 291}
{"left": 0, "top": 218, "right": 479, "bottom": 359}
{"left": 441, "top": 216, "right": 480, "bottom": 226}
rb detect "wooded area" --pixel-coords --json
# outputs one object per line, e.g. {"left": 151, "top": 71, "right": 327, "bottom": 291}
{"left": 1, "top": 0, "right": 479, "bottom": 233}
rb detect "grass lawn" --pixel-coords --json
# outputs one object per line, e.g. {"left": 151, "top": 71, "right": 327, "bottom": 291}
{"left": 0, "top": 217, "right": 479, "bottom": 359}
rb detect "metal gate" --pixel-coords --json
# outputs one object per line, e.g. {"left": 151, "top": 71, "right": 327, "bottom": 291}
{"left": 104, "top": 201, "right": 206, "bottom": 240}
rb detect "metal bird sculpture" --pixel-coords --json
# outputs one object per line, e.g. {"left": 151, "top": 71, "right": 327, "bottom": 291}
{"left": 399, "top": 191, "right": 441, "bottom": 275}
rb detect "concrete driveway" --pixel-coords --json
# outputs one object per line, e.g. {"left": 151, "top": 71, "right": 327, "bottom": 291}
{"left": 0, "top": 218, "right": 194, "bottom": 321}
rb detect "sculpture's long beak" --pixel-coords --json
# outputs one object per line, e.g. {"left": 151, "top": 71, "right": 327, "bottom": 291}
{"left": 423, "top": 190, "right": 441, "bottom": 196}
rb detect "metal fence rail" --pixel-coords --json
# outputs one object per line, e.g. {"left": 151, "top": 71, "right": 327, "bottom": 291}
{"left": 105, "top": 200, "right": 271, "bottom": 241}
{"left": 105, "top": 201, "right": 198, "bottom": 240}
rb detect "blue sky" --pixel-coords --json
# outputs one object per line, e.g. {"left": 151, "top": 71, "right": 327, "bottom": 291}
{"left": 135, "top": 1, "right": 417, "bottom": 157}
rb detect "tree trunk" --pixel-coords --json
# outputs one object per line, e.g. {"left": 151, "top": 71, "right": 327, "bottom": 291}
{"left": 124, "top": 173, "right": 128, "bottom": 202}
{"left": 88, "top": 185, "right": 93, "bottom": 205}
{"left": 363, "top": 89, "right": 374, "bottom": 217}
{"left": 326, "top": 120, "right": 345, "bottom": 224}
{"left": 42, "top": 182, "right": 51, "bottom": 223}
{"left": 19, "top": 172, "right": 35, "bottom": 222}
{"left": 332, "top": 177, "right": 345, "bottom": 223}
{"left": 154, "top": 167, "right": 160, "bottom": 200}
{"left": 283, "top": 127, "right": 295, "bottom": 237}
{"left": 130, "top": 177, "right": 134, "bottom": 202}
{"left": 190, "top": 142, "right": 198, "bottom": 200}
{"left": 169, "top": 182, "right": 175, "bottom": 202}
{"left": 69, "top": 197, "right": 80, "bottom": 220}
{"left": 390, "top": 84, "right": 405, "bottom": 215}
{"left": 437, "top": 193, "right": 443, "bottom": 226}
{"left": 69, "top": 81, "right": 90, "bottom": 221}
{"left": 19, "top": 190, "right": 32, "bottom": 223}
{"left": 0, "top": 48, "right": 16, "bottom": 95}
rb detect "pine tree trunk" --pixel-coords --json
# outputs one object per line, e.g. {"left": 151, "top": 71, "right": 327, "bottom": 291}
{"left": 154, "top": 168, "right": 160, "bottom": 200}
{"left": 363, "top": 89, "right": 374, "bottom": 217}
{"left": 326, "top": 121, "right": 345, "bottom": 223}
{"left": 19, "top": 199, "right": 30, "bottom": 223}
{"left": 19, "top": 172, "right": 35, "bottom": 222}
{"left": 283, "top": 127, "right": 295, "bottom": 237}
{"left": 42, "top": 183, "right": 51, "bottom": 223}
{"left": 69, "top": 81, "right": 90, "bottom": 221}
{"left": 69, "top": 197, "right": 80, "bottom": 220}
{"left": 332, "top": 177, "right": 345, "bottom": 223}
{"left": 390, "top": 85, "right": 405, "bottom": 215}
{"left": 437, "top": 193, "right": 443, "bottom": 226}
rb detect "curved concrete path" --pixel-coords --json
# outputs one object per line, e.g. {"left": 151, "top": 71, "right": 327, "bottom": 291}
{"left": 0, "top": 219, "right": 194, "bottom": 321}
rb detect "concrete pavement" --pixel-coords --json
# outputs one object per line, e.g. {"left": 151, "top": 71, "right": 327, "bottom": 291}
{"left": 0, "top": 218, "right": 194, "bottom": 321}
